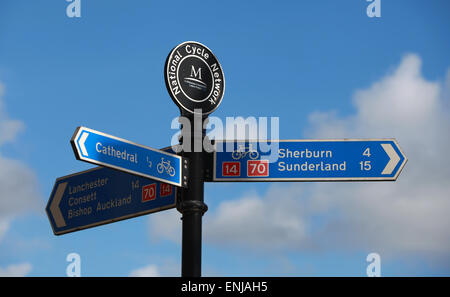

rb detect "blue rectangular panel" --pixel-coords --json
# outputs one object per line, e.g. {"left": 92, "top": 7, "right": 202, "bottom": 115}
{"left": 71, "top": 127, "right": 187, "bottom": 187}
{"left": 46, "top": 166, "right": 177, "bottom": 235}
{"left": 213, "top": 139, "right": 407, "bottom": 181}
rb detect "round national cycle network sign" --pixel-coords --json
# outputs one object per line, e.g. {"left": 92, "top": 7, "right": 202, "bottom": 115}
{"left": 164, "top": 41, "right": 225, "bottom": 115}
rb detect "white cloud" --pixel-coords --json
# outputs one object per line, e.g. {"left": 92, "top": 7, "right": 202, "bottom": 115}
{"left": 0, "top": 83, "right": 24, "bottom": 146}
{"left": 0, "top": 219, "right": 9, "bottom": 242}
{"left": 148, "top": 209, "right": 181, "bottom": 244}
{"left": 130, "top": 257, "right": 180, "bottom": 277}
{"left": 148, "top": 54, "right": 450, "bottom": 265}
{"left": 204, "top": 187, "right": 307, "bottom": 250}
{"left": 0, "top": 263, "right": 32, "bottom": 277}
{"left": 300, "top": 54, "right": 450, "bottom": 256}
{"left": 129, "top": 264, "right": 160, "bottom": 277}
{"left": 0, "top": 81, "right": 41, "bottom": 242}
{"left": 0, "top": 155, "right": 41, "bottom": 216}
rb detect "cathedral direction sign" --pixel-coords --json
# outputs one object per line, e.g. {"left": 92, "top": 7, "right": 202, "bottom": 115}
{"left": 71, "top": 126, "right": 188, "bottom": 188}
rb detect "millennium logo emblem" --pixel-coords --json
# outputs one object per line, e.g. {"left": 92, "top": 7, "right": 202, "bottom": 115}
{"left": 184, "top": 65, "right": 207, "bottom": 91}
{"left": 165, "top": 41, "right": 225, "bottom": 115}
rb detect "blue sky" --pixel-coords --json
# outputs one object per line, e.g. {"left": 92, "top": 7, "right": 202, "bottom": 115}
{"left": 0, "top": 0, "right": 449, "bottom": 276}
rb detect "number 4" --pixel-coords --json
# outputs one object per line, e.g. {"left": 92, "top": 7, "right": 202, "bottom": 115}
{"left": 363, "top": 148, "right": 371, "bottom": 157}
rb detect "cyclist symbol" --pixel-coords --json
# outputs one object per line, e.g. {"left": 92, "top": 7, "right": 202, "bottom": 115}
{"left": 231, "top": 144, "right": 259, "bottom": 160}
{"left": 157, "top": 158, "right": 176, "bottom": 177}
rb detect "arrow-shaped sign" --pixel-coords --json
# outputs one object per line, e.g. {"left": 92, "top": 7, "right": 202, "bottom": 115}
{"left": 46, "top": 166, "right": 177, "bottom": 235}
{"left": 79, "top": 132, "right": 89, "bottom": 156}
{"left": 49, "top": 182, "right": 68, "bottom": 228}
{"left": 209, "top": 139, "right": 407, "bottom": 182}
{"left": 380, "top": 143, "right": 401, "bottom": 175}
{"left": 71, "top": 127, "right": 188, "bottom": 188}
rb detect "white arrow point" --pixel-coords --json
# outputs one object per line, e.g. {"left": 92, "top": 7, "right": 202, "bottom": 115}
{"left": 79, "top": 131, "right": 89, "bottom": 157}
{"left": 381, "top": 143, "right": 400, "bottom": 175}
{"left": 50, "top": 182, "right": 67, "bottom": 228}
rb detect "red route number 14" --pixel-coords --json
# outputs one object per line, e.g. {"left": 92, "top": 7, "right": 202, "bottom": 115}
{"left": 142, "top": 183, "right": 173, "bottom": 202}
{"left": 222, "top": 162, "right": 240, "bottom": 177}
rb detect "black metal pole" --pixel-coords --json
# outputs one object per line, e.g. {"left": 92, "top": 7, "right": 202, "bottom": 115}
{"left": 178, "top": 113, "right": 208, "bottom": 277}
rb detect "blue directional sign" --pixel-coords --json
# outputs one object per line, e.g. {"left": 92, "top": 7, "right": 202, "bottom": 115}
{"left": 71, "top": 127, "right": 188, "bottom": 188}
{"left": 212, "top": 139, "right": 407, "bottom": 182}
{"left": 46, "top": 166, "right": 177, "bottom": 235}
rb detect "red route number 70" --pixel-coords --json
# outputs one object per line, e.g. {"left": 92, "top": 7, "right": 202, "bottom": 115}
{"left": 222, "top": 160, "right": 269, "bottom": 177}
{"left": 247, "top": 160, "right": 269, "bottom": 177}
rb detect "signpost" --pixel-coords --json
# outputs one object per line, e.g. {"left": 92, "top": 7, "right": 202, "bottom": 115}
{"left": 46, "top": 166, "right": 176, "bottom": 235}
{"left": 46, "top": 40, "right": 408, "bottom": 278}
{"left": 165, "top": 41, "right": 225, "bottom": 277}
{"left": 212, "top": 139, "right": 407, "bottom": 182}
{"left": 71, "top": 126, "right": 188, "bottom": 188}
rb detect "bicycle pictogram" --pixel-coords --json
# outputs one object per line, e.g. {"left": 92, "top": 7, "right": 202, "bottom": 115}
{"left": 231, "top": 144, "right": 260, "bottom": 160}
{"left": 157, "top": 158, "right": 176, "bottom": 177}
